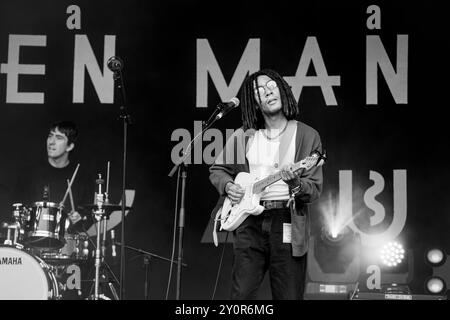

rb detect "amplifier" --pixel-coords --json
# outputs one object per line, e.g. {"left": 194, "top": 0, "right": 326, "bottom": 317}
{"left": 352, "top": 291, "right": 447, "bottom": 300}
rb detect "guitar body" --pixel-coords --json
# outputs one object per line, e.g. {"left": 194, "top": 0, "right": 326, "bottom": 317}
{"left": 215, "top": 152, "right": 324, "bottom": 234}
{"left": 220, "top": 172, "right": 264, "bottom": 231}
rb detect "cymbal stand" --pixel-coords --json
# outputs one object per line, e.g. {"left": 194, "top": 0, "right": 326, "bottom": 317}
{"left": 102, "top": 161, "right": 110, "bottom": 261}
{"left": 92, "top": 174, "right": 111, "bottom": 300}
{"left": 82, "top": 222, "right": 120, "bottom": 300}
{"left": 101, "top": 215, "right": 108, "bottom": 261}
{"left": 83, "top": 171, "right": 120, "bottom": 300}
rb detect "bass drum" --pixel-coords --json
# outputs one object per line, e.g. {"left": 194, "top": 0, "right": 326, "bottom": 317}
{"left": 0, "top": 245, "right": 60, "bottom": 300}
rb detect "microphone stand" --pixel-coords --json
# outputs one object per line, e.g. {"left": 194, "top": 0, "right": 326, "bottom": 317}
{"left": 143, "top": 255, "right": 150, "bottom": 300}
{"left": 115, "top": 242, "right": 187, "bottom": 300}
{"left": 167, "top": 105, "right": 225, "bottom": 300}
{"left": 111, "top": 59, "right": 131, "bottom": 300}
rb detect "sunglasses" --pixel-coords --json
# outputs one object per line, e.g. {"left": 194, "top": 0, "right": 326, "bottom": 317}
{"left": 254, "top": 80, "right": 278, "bottom": 95}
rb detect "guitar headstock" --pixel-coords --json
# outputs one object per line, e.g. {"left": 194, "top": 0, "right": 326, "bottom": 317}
{"left": 312, "top": 149, "right": 327, "bottom": 167}
{"left": 296, "top": 149, "right": 327, "bottom": 171}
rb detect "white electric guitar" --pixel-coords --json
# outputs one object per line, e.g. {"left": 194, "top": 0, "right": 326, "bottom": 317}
{"left": 218, "top": 152, "right": 324, "bottom": 232}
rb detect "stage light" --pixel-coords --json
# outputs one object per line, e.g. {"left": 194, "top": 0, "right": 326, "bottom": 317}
{"left": 305, "top": 225, "right": 361, "bottom": 299}
{"left": 321, "top": 225, "right": 348, "bottom": 244}
{"left": 317, "top": 226, "right": 360, "bottom": 275}
{"left": 319, "top": 192, "right": 354, "bottom": 244}
{"left": 423, "top": 247, "right": 449, "bottom": 298}
{"left": 379, "top": 241, "right": 405, "bottom": 267}
{"left": 425, "top": 248, "right": 446, "bottom": 266}
{"left": 357, "top": 240, "right": 413, "bottom": 292}
{"left": 425, "top": 277, "right": 446, "bottom": 294}
{"left": 305, "top": 193, "right": 362, "bottom": 299}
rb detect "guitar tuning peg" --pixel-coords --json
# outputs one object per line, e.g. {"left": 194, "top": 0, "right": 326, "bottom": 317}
{"left": 312, "top": 148, "right": 327, "bottom": 162}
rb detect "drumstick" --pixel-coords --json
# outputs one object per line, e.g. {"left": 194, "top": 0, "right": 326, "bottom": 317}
{"left": 60, "top": 163, "right": 80, "bottom": 207}
{"left": 67, "top": 179, "right": 75, "bottom": 213}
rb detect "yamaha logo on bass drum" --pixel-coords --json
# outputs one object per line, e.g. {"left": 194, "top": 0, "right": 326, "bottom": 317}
{"left": 0, "top": 256, "right": 23, "bottom": 265}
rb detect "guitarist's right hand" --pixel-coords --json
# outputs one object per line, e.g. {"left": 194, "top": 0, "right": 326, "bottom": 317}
{"left": 225, "top": 182, "right": 245, "bottom": 204}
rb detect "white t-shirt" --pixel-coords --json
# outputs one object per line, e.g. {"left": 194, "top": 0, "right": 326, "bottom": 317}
{"left": 246, "top": 126, "right": 297, "bottom": 201}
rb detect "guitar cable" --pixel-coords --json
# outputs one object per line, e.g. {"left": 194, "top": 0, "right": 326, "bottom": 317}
{"left": 211, "top": 231, "right": 229, "bottom": 300}
{"left": 165, "top": 166, "right": 180, "bottom": 300}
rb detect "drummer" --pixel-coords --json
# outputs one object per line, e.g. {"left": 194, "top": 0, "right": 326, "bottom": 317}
{"left": 10, "top": 120, "right": 92, "bottom": 233}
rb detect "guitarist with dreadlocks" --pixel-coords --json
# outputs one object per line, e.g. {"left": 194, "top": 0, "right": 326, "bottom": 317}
{"left": 209, "top": 69, "right": 324, "bottom": 300}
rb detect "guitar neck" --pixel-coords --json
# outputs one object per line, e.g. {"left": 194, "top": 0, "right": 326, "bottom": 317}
{"left": 252, "top": 161, "right": 304, "bottom": 194}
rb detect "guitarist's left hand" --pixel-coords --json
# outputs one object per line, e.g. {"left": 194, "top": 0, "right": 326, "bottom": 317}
{"left": 280, "top": 164, "right": 301, "bottom": 188}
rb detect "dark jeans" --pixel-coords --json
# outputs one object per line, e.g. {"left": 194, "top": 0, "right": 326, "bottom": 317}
{"left": 231, "top": 208, "right": 307, "bottom": 300}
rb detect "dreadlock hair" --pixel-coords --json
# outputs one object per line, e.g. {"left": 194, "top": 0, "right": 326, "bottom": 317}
{"left": 240, "top": 69, "right": 299, "bottom": 131}
{"left": 49, "top": 120, "right": 78, "bottom": 146}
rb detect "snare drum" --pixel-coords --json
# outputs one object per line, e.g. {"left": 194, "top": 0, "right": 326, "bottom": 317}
{"left": 40, "top": 233, "right": 89, "bottom": 263}
{"left": 0, "top": 245, "right": 60, "bottom": 300}
{"left": 24, "top": 201, "right": 66, "bottom": 249}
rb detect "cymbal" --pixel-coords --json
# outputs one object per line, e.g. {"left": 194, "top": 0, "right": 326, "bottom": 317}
{"left": 78, "top": 203, "right": 131, "bottom": 212}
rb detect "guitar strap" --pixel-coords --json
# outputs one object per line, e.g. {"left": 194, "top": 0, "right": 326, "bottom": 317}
{"left": 278, "top": 120, "right": 299, "bottom": 214}
{"left": 213, "top": 203, "right": 222, "bottom": 246}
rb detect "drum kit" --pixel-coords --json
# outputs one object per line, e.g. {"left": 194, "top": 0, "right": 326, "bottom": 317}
{"left": 0, "top": 170, "right": 129, "bottom": 300}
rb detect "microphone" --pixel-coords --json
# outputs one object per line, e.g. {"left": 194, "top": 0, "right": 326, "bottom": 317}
{"left": 111, "top": 230, "right": 116, "bottom": 257}
{"left": 43, "top": 185, "right": 49, "bottom": 200}
{"left": 215, "top": 97, "right": 240, "bottom": 120}
{"left": 203, "top": 97, "right": 240, "bottom": 128}
{"left": 107, "top": 56, "right": 123, "bottom": 72}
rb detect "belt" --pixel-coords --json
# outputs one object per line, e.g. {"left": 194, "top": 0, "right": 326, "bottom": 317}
{"left": 260, "top": 200, "right": 289, "bottom": 210}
